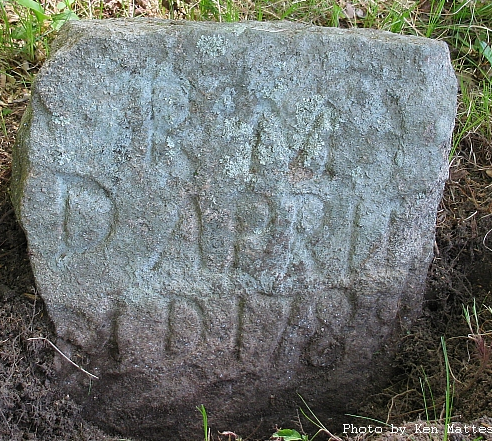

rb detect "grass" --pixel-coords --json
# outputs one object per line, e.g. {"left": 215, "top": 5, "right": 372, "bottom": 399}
{"left": 462, "top": 299, "right": 492, "bottom": 376}
{"left": 453, "top": 78, "right": 492, "bottom": 158}
{"left": 197, "top": 404, "right": 211, "bottom": 441}
{"left": 441, "top": 336, "right": 454, "bottom": 441}
{"left": 419, "top": 367, "right": 438, "bottom": 423}
{"left": 273, "top": 341, "right": 455, "bottom": 441}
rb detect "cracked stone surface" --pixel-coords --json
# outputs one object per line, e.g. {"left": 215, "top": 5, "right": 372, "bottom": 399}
{"left": 11, "top": 19, "right": 457, "bottom": 440}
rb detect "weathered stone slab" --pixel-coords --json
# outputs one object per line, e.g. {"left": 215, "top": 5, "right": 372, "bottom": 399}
{"left": 12, "top": 19, "right": 456, "bottom": 439}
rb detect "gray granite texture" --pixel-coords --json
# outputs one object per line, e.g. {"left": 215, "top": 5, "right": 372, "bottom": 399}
{"left": 11, "top": 19, "right": 457, "bottom": 440}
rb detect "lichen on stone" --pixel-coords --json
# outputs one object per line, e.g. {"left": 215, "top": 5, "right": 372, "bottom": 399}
{"left": 197, "top": 34, "right": 227, "bottom": 58}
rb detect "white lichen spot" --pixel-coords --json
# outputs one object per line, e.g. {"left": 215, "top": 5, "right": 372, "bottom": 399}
{"left": 162, "top": 94, "right": 189, "bottom": 127}
{"left": 197, "top": 35, "right": 227, "bottom": 58}
{"left": 213, "top": 88, "right": 237, "bottom": 113}
{"left": 295, "top": 95, "right": 325, "bottom": 130}
{"left": 293, "top": 95, "right": 337, "bottom": 167}
{"left": 52, "top": 112, "right": 71, "bottom": 127}
{"left": 163, "top": 136, "right": 176, "bottom": 163}
{"left": 221, "top": 146, "right": 252, "bottom": 180}
{"left": 222, "top": 117, "right": 253, "bottom": 141}
{"left": 256, "top": 114, "right": 289, "bottom": 167}
{"left": 54, "top": 146, "right": 75, "bottom": 166}
{"left": 260, "top": 79, "right": 288, "bottom": 102}
{"left": 350, "top": 166, "right": 365, "bottom": 182}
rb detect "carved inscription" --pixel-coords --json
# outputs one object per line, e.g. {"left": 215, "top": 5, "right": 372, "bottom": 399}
{"left": 55, "top": 78, "right": 398, "bottom": 289}
{"left": 59, "top": 174, "right": 115, "bottom": 254}
{"left": 40, "top": 26, "right": 448, "bottom": 374}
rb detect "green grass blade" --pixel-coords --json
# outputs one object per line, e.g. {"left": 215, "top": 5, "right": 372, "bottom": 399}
{"left": 479, "top": 41, "right": 492, "bottom": 66}
{"left": 12, "top": 0, "right": 49, "bottom": 22}
{"left": 426, "top": 0, "right": 446, "bottom": 38}
{"left": 441, "top": 337, "right": 454, "bottom": 441}
{"left": 196, "top": 404, "right": 209, "bottom": 441}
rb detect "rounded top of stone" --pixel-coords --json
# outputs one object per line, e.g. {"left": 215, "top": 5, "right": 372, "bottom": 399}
{"left": 53, "top": 18, "right": 450, "bottom": 52}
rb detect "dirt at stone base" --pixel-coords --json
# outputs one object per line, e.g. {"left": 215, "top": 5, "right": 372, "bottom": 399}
{"left": 1, "top": 100, "right": 492, "bottom": 440}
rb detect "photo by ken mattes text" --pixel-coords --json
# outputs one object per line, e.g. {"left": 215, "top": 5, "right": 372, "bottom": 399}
{"left": 343, "top": 423, "right": 492, "bottom": 435}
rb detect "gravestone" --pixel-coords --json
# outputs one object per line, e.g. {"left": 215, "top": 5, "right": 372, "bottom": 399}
{"left": 11, "top": 19, "right": 457, "bottom": 440}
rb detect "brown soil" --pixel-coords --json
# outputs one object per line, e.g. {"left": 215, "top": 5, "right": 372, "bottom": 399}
{"left": 1, "top": 55, "right": 492, "bottom": 441}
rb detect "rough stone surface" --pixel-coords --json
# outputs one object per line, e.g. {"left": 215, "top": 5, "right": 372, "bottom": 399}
{"left": 12, "top": 19, "right": 457, "bottom": 440}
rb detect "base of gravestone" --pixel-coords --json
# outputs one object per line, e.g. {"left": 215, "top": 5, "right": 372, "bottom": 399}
{"left": 56, "top": 330, "right": 400, "bottom": 439}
